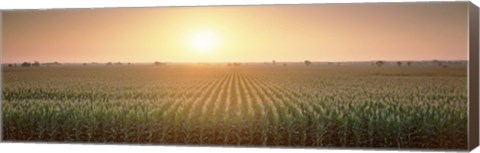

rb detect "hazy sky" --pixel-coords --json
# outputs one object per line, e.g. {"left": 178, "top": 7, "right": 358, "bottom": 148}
{"left": 2, "top": 2, "right": 469, "bottom": 63}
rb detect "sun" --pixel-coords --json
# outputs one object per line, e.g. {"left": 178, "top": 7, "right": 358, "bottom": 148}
{"left": 189, "top": 30, "right": 219, "bottom": 53}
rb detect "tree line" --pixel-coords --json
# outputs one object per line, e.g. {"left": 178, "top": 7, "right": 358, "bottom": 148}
{"left": 5, "top": 60, "right": 464, "bottom": 68}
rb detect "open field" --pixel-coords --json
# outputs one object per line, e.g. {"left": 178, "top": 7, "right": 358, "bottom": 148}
{"left": 1, "top": 64, "right": 468, "bottom": 149}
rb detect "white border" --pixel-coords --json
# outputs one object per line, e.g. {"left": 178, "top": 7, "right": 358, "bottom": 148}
{"left": 0, "top": 0, "right": 472, "bottom": 10}
{"left": 0, "top": 0, "right": 478, "bottom": 153}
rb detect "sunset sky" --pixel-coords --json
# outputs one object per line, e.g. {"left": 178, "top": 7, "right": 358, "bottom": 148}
{"left": 2, "top": 2, "right": 469, "bottom": 63}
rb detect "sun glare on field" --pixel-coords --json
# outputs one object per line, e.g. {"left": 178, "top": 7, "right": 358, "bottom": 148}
{"left": 189, "top": 30, "right": 219, "bottom": 53}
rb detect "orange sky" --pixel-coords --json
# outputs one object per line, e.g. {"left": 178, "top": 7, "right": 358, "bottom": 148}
{"left": 2, "top": 2, "right": 469, "bottom": 63}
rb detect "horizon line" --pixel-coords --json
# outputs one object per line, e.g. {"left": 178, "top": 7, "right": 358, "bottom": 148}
{"left": 1, "top": 59, "right": 469, "bottom": 64}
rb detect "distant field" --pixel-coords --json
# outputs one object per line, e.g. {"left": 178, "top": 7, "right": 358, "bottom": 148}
{"left": 1, "top": 64, "right": 468, "bottom": 149}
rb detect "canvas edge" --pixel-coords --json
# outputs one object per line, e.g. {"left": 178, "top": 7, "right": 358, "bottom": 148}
{"left": 468, "top": 1, "right": 479, "bottom": 151}
{"left": 0, "top": 10, "right": 4, "bottom": 142}
{"left": 0, "top": 1, "right": 471, "bottom": 13}
{"left": 0, "top": 2, "right": 476, "bottom": 151}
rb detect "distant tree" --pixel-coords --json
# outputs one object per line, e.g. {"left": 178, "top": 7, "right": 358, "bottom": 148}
{"left": 8, "top": 64, "right": 12, "bottom": 67}
{"left": 435, "top": 61, "right": 445, "bottom": 68}
{"left": 43, "top": 61, "right": 62, "bottom": 67}
{"left": 32, "top": 61, "right": 40, "bottom": 67}
{"left": 397, "top": 61, "right": 402, "bottom": 67}
{"left": 283, "top": 63, "right": 287, "bottom": 66}
{"left": 115, "top": 62, "right": 122, "bottom": 65}
{"left": 106, "top": 62, "right": 113, "bottom": 66}
{"left": 407, "top": 61, "right": 412, "bottom": 66}
{"left": 376, "top": 61, "right": 384, "bottom": 67}
{"left": 21, "top": 62, "right": 31, "bottom": 67}
{"left": 432, "top": 59, "right": 442, "bottom": 66}
{"left": 154, "top": 61, "right": 166, "bottom": 66}
{"left": 272, "top": 60, "right": 276, "bottom": 65}
{"left": 83, "top": 63, "right": 87, "bottom": 66}
{"left": 304, "top": 60, "right": 312, "bottom": 66}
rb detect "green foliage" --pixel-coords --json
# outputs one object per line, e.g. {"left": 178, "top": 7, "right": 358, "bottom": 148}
{"left": 2, "top": 65, "right": 468, "bottom": 149}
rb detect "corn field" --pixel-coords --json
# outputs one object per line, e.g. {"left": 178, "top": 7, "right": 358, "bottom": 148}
{"left": 1, "top": 64, "right": 468, "bottom": 149}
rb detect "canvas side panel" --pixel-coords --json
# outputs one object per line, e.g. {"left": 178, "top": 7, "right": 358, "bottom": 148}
{"left": 0, "top": 10, "right": 3, "bottom": 142}
{"left": 469, "top": 1, "right": 479, "bottom": 151}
